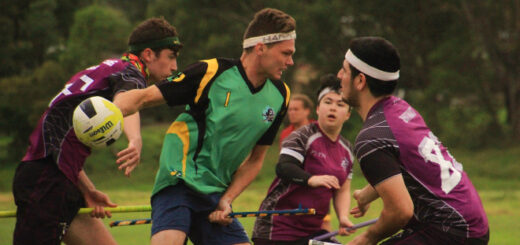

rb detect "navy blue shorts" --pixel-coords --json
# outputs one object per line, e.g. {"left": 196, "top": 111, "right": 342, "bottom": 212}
{"left": 151, "top": 183, "right": 250, "bottom": 244}
{"left": 12, "top": 158, "right": 85, "bottom": 245}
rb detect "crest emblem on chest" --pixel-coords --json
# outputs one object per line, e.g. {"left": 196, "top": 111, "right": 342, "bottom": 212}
{"left": 262, "top": 106, "right": 275, "bottom": 123}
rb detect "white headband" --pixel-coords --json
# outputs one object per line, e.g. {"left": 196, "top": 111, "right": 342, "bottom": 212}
{"left": 318, "top": 87, "right": 340, "bottom": 102}
{"left": 242, "top": 31, "right": 296, "bottom": 49}
{"left": 345, "top": 49, "right": 399, "bottom": 81}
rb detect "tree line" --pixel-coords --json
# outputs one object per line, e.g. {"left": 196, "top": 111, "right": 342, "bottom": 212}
{"left": 1, "top": 0, "right": 518, "bottom": 163}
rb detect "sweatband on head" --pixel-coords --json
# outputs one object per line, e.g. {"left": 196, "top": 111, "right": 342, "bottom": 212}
{"left": 345, "top": 49, "right": 399, "bottom": 81}
{"left": 129, "top": 36, "right": 182, "bottom": 53}
{"left": 242, "top": 30, "right": 296, "bottom": 49}
{"left": 318, "top": 87, "right": 340, "bottom": 102}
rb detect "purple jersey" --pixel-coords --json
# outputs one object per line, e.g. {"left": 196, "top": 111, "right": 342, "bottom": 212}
{"left": 355, "top": 96, "right": 488, "bottom": 238}
{"left": 22, "top": 54, "right": 147, "bottom": 184}
{"left": 252, "top": 122, "right": 355, "bottom": 241}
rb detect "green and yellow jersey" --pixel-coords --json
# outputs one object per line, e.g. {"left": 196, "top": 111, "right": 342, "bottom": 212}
{"left": 153, "top": 58, "right": 290, "bottom": 195}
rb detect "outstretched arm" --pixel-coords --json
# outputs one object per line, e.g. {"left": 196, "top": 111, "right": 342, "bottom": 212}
{"left": 77, "top": 170, "right": 117, "bottom": 218}
{"left": 116, "top": 112, "right": 142, "bottom": 176}
{"left": 208, "top": 145, "right": 269, "bottom": 225}
{"left": 350, "top": 184, "right": 379, "bottom": 218}
{"left": 276, "top": 155, "right": 340, "bottom": 189}
{"left": 113, "top": 85, "right": 166, "bottom": 116}
{"left": 348, "top": 175, "right": 413, "bottom": 245}
{"left": 334, "top": 179, "right": 355, "bottom": 236}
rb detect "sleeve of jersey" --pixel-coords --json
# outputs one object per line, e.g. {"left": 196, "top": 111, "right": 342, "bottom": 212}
{"left": 276, "top": 155, "right": 311, "bottom": 185}
{"left": 155, "top": 61, "right": 207, "bottom": 107}
{"left": 256, "top": 83, "right": 290, "bottom": 145}
{"left": 276, "top": 130, "right": 311, "bottom": 185}
{"left": 359, "top": 148, "right": 402, "bottom": 187}
{"left": 109, "top": 64, "right": 147, "bottom": 96}
{"left": 342, "top": 139, "right": 355, "bottom": 180}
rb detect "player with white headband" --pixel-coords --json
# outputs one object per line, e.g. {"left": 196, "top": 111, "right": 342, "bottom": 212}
{"left": 252, "top": 74, "right": 355, "bottom": 244}
{"left": 114, "top": 8, "right": 296, "bottom": 245}
{"left": 242, "top": 30, "right": 296, "bottom": 49}
{"left": 338, "top": 37, "right": 489, "bottom": 245}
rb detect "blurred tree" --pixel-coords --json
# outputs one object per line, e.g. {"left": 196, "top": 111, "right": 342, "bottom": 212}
{"left": 459, "top": 0, "right": 520, "bottom": 140}
{"left": 339, "top": 0, "right": 512, "bottom": 147}
{"left": 0, "top": 0, "right": 38, "bottom": 77}
{"left": 1, "top": 0, "right": 518, "bottom": 164}
{"left": 0, "top": 0, "right": 91, "bottom": 78}
{"left": 25, "top": 0, "right": 59, "bottom": 64}
{"left": 59, "top": 4, "right": 131, "bottom": 72}
{"left": 147, "top": 0, "right": 250, "bottom": 67}
{"left": 0, "top": 61, "right": 67, "bottom": 162}
{"left": 105, "top": 0, "right": 148, "bottom": 24}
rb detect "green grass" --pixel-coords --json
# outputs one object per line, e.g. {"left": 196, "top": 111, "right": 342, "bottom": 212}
{"left": 0, "top": 124, "right": 519, "bottom": 244}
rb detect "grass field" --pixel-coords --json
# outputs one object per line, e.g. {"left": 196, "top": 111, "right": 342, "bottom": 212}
{"left": 0, "top": 124, "right": 519, "bottom": 244}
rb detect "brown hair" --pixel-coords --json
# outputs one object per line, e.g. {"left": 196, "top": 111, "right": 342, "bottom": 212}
{"left": 291, "top": 94, "right": 314, "bottom": 110}
{"left": 243, "top": 8, "right": 296, "bottom": 51}
{"left": 128, "top": 17, "right": 181, "bottom": 55}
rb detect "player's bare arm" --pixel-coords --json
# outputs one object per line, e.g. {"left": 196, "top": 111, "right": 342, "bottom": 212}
{"left": 350, "top": 184, "right": 379, "bottom": 218}
{"left": 77, "top": 170, "right": 117, "bottom": 219}
{"left": 307, "top": 175, "right": 340, "bottom": 189}
{"left": 333, "top": 179, "right": 355, "bottom": 236}
{"left": 208, "top": 145, "right": 269, "bottom": 225}
{"left": 117, "top": 112, "right": 142, "bottom": 176}
{"left": 113, "top": 85, "right": 166, "bottom": 116}
{"left": 348, "top": 174, "right": 413, "bottom": 245}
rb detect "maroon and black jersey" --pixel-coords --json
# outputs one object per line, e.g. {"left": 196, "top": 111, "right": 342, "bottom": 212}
{"left": 22, "top": 54, "right": 147, "bottom": 184}
{"left": 356, "top": 96, "right": 488, "bottom": 238}
{"left": 253, "top": 122, "right": 354, "bottom": 241}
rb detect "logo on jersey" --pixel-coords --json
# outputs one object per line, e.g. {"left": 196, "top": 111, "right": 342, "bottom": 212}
{"left": 262, "top": 106, "right": 276, "bottom": 123}
{"left": 167, "top": 71, "right": 185, "bottom": 83}
{"left": 169, "top": 169, "right": 182, "bottom": 177}
{"left": 399, "top": 106, "right": 416, "bottom": 123}
{"left": 341, "top": 158, "right": 350, "bottom": 171}
{"left": 311, "top": 150, "right": 327, "bottom": 159}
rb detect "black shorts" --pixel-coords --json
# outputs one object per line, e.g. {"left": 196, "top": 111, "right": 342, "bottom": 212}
{"left": 381, "top": 222, "right": 489, "bottom": 245}
{"left": 12, "top": 157, "right": 85, "bottom": 245}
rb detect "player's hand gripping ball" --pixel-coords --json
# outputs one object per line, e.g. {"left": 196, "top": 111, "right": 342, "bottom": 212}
{"left": 73, "top": 96, "right": 124, "bottom": 148}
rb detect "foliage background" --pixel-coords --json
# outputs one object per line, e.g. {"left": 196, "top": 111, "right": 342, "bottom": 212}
{"left": 1, "top": 0, "right": 519, "bottom": 163}
{"left": 0, "top": 2, "right": 519, "bottom": 243}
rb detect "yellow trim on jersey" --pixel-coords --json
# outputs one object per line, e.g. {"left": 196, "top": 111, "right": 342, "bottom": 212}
{"left": 195, "top": 59, "right": 219, "bottom": 104}
{"left": 172, "top": 73, "right": 185, "bottom": 82}
{"left": 224, "top": 91, "right": 231, "bottom": 107}
{"left": 166, "top": 121, "right": 189, "bottom": 177}
{"left": 283, "top": 82, "right": 291, "bottom": 107}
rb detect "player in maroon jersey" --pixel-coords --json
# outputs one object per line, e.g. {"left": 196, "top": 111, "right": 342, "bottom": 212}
{"left": 337, "top": 36, "right": 489, "bottom": 245}
{"left": 252, "top": 75, "right": 355, "bottom": 244}
{"left": 12, "top": 18, "right": 182, "bottom": 245}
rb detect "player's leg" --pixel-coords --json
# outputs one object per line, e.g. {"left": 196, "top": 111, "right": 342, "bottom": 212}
{"left": 150, "top": 185, "right": 192, "bottom": 245}
{"left": 12, "top": 158, "right": 82, "bottom": 245}
{"left": 63, "top": 214, "right": 117, "bottom": 245}
{"left": 188, "top": 190, "right": 250, "bottom": 245}
{"left": 151, "top": 229, "right": 187, "bottom": 245}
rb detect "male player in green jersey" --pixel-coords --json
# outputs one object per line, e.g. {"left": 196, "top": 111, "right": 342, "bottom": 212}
{"left": 114, "top": 8, "right": 295, "bottom": 245}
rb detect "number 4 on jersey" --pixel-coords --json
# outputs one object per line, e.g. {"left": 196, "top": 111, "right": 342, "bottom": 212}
{"left": 418, "top": 134, "right": 462, "bottom": 194}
